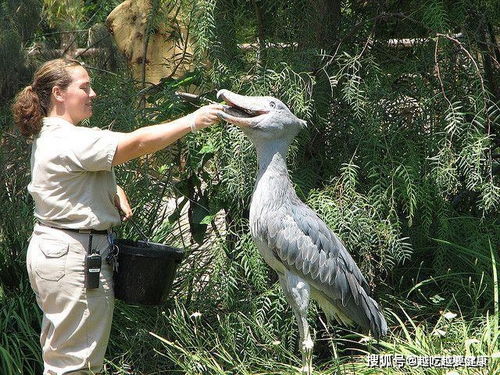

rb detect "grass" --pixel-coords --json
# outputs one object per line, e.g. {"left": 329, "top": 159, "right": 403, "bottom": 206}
{"left": 0, "top": 281, "right": 42, "bottom": 375}
{"left": 105, "top": 301, "right": 498, "bottom": 375}
{"left": 105, "top": 238, "right": 499, "bottom": 375}
{"left": 1, "top": 239, "right": 498, "bottom": 375}
{"left": 99, "top": 248, "right": 499, "bottom": 375}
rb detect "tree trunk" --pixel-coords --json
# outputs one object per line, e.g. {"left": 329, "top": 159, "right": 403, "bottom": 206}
{"left": 308, "top": 0, "right": 341, "bottom": 49}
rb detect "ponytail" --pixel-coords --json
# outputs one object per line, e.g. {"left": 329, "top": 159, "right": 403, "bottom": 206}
{"left": 11, "top": 58, "right": 82, "bottom": 138}
{"left": 12, "top": 85, "right": 44, "bottom": 137}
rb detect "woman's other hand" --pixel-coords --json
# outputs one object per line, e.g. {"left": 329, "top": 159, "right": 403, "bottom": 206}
{"left": 114, "top": 185, "right": 133, "bottom": 221}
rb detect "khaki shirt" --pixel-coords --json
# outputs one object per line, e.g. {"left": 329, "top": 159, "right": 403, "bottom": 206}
{"left": 28, "top": 117, "right": 124, "bottom": 230}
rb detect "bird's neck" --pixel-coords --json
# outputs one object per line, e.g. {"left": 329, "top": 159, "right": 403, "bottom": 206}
{"left": 252, "top": 142, "right": 293, "bottom": 205}
{"left": 256, "top": 141, "right": 289, "bottom": 177}
{"left": 257, "top": 143, "right": 289, "bottom": 183}
{"left": 249, "top": 141, "right": 295, "bottom": 240}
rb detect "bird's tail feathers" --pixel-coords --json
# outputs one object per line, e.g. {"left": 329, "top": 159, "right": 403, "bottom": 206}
{"left": 357, "top": 291, "right": 388, "bottom": 339}
{"left": 313, "top": 289, "right": 354, "bottom": 327}
{"left": 313, "top": 287, "right": 388, "bottom": 339}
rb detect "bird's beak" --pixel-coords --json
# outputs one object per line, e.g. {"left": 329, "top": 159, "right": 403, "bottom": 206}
{"left": 217, "top": 89, "right": 269, "bottom": 127}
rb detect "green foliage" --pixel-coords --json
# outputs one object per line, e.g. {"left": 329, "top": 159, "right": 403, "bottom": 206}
{"left": 347, "top": 308, "right": 500, "bottom": 374}
{"left": 43, "top": 0, "right": 84, "bottom": 29}
{"left": 307, "top": 160, "right": 413, "bottom": 282}
{"left": 0, "top": 0, "right": 499, "bottom": 374}
{"left": 0, "top": 106, "right": 33, "bottom": 291}
{"left": 0, "top": 0, "right": 41, "bottom": 99}
{"left": 0, "top": 283, "right": 42, "bottom": 375}
{"left": 149, "top": 302, "right": 301, "bottom": 375}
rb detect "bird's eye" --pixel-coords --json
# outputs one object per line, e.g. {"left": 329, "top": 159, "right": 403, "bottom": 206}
{"left": 270, "top": 101, "right": 276, "bottom": 108}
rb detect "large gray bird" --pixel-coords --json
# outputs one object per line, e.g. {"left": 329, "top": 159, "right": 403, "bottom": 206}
{"left": 217, "top": 89, "right": 388, "bottom": 374}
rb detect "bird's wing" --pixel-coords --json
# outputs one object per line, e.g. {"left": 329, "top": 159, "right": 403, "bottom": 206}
{"left": 266, "top": 197, "right": 371, "bottom": 306}
{"left": 254, "top": 191, "right": 387, "bottom": 338}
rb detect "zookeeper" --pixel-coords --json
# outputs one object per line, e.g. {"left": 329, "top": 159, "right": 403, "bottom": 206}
{"left": 11, "top": 58, "right": 223, "bottom": 375}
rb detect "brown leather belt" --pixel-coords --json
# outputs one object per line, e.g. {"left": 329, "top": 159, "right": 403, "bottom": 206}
{"left": 38, "top": 222, "right": 109, "bottom": 235}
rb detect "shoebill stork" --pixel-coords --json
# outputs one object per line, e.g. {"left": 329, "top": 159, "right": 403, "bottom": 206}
{"left": 216, "top": 89, "right": 388, "bottom": 374}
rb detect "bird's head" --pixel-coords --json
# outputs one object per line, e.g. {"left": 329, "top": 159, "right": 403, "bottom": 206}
{"left": 217, "top": 89, "right": 307, "bottom": 145}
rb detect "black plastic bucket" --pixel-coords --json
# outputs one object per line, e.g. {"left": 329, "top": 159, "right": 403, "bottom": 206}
{"left": 113, "top": 239, "right": 184, "bottom": 305}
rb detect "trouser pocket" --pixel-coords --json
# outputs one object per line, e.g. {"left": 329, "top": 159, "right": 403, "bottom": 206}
{"left": 34, "top": 239, "right": 69, "bottom": 281}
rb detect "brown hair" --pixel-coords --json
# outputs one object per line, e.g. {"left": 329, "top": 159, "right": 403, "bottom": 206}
{"left": 11, "top": 58, "right": 82, "bottom": 137}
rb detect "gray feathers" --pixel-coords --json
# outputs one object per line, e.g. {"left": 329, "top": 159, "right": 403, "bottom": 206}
{"left": 257, "top": 190, "right": 386, "bottom": 338}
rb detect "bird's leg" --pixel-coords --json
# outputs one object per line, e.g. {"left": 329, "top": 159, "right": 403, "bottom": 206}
{"left": 297, "top": 312, "right": 313, "bottom": 375}
{"left": 279, "top": 271, "right": 313, "bottom": 375}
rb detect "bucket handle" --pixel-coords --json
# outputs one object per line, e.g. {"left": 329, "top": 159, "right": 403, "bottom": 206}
{"left": 128, "top": 217, "right": 150, "bottom": 244}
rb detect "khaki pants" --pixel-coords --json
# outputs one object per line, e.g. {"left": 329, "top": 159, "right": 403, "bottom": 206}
{"left": 26, "top": 223, "right": 115, "bottom": 375}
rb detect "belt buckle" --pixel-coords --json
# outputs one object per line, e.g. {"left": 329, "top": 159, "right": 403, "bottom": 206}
{"left": 79, "top": 229, "right": 92, "bottom": 234}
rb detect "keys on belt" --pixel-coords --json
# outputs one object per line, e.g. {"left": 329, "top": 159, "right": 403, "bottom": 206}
{"left": 106, "top": 232, "right": 119, "bottom": 273}
{"left": 85, "top": 232, "right": 119, "bottom": 289}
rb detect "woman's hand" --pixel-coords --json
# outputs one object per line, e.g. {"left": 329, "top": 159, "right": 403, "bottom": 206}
{"left": 114, "top": 185, "right": 133, "bottom": 221}
{"left": 190, "top": 104, "right": 224, "bottom": 131}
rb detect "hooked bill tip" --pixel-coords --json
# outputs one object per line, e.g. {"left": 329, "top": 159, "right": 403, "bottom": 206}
{"left": 216, "top": 89, "right": 229, "bottom": 100}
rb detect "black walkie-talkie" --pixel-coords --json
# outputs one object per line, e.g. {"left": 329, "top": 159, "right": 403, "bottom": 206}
{"left": 85, "top": 233, "right": 101, "bottom": 289}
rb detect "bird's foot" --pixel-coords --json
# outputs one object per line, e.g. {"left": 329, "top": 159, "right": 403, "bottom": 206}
{"left": 299, "top": 364, "right": 313, "bottom": 375}
{"left": 301, "top": 337, "right": 314, "bottom": 374}
{"left": 302, "top": 336, "right": 314, "bottom": 351}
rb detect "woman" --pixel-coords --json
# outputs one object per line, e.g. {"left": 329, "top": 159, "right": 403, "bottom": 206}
{"left": 11, "top": 58, "right": 222, "bottom": 375}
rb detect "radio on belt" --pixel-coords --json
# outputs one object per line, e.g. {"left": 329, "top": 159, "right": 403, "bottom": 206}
{"left": 85, "top": 233, "right": 101, "bottom": 289}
